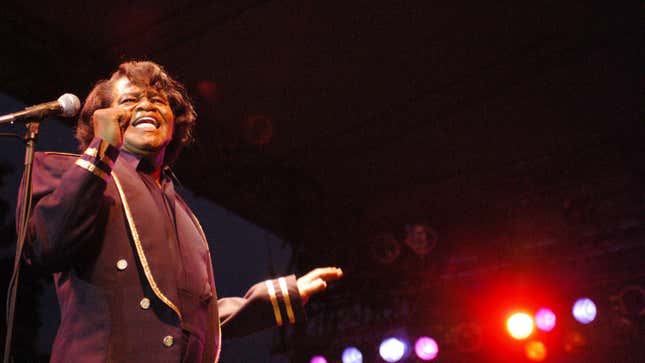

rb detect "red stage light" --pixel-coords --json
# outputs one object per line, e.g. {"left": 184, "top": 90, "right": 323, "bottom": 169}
{"left": 243, "top": 115, "right": 274, "bottom": 145}
{"left": 196, "top": 80, "right": 219, "bottom": 102}
{"left": 563, "top": 331, "right": 587, "bottom": 353}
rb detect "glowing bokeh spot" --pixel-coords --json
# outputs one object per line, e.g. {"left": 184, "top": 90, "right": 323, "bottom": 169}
{"left": 414, "top": 336, "right": 439, "bottom": 361}
{"left": 342, "top": 346, "right": 363, "bottom": 363}
{"left": 243, "top": 115, "right": 274, "bottom": 145}
{"left": 525, "top": 340, "right": 547, "bottom": 361}
{"left": 506, "top": 312, "right": 534, "bottom": 339}
{"left": 379, "top": 337, "right": 406, "bottom": 362}
{"left": 572, "top": 298, "right": 597, "bottom": 324}
{"left": 310, "top": 355, "right": 327, "bottom": 363}
{"left": 563, "top": 331, "right": 587, "bottom": 352}
{"left": 196, "top": 80, "right": 218, "bottom": 102}
{"left": 534, "top": 308, "right": 556, "bottom": 332}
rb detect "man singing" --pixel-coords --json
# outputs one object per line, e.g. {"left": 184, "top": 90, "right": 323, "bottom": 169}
{"left": 19, "top": 61, "right": 342, "bottom": 362}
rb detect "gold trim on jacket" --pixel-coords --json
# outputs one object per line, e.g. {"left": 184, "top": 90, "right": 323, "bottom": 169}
{"left": 112, "top": 172, "right": 182, "bottom": 319}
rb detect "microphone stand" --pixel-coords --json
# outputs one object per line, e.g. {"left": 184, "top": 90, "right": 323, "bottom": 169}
{"left": 0, "top": 117, "right": 19, "bottom": 127}
{"left": 3, "top": 120, "right": 41, "bottom": 363}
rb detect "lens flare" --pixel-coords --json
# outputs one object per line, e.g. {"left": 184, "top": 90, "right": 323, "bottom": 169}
{"left": 534, "top": 308, "right": 556, "bottom": 332}
{"left": 525, "top": 340, "right": 547, "bottom": 361}
{"left": 342, "top": 346, "right": 363, "bottom": 363}
{"left": 310, "top": 356, "right": 327, "bottom": 363}
{"left": 507, "top": 312, "right": 534, "bottom": 339}
{"left": 379, "top": 337, "right": 407, "bottom": 362}
{"left": 572, "top": 298, "right": 597, "bottom": 324}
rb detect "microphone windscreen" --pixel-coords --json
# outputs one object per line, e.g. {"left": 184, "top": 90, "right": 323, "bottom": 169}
{"left": 58, "top": 93, "right": 81, "bottom": 117}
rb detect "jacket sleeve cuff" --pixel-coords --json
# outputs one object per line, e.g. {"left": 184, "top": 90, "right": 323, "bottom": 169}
{"left": 264, "top": 274, "right": 306, "bottom": 326}
{"left": 74, "top": 138, "right": 120, "bottom": 181}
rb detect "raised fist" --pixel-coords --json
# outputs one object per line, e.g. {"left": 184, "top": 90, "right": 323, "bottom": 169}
{"left": 91, "top": 107, "right": 132, "bottom": 148}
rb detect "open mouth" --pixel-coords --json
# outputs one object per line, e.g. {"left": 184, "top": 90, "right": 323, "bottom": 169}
{"left": 132, "top": 116, "right": 159, "bottom": 130}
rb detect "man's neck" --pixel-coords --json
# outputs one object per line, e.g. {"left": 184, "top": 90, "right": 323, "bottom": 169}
{"left": 149, "top": 168, "right": 162, "bottom": 187}
{"left": 130, "top": 150, "right": 165, "bottom": 187}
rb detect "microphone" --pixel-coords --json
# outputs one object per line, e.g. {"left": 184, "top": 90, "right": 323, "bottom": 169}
{"left": 0, "top": 93, "right": 81, "bottom": 124}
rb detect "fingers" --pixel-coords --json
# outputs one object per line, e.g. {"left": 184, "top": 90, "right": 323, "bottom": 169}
{"left": 116, "top": 109, "right": 133, "bottom": 129}
{"left": 91, "top": 108, "right": 132, "bottom": 148}
{"left": 92, "top": 108, "right": 130, "bottom": 127}
{"left": 298, "top": 277, "right": 328, "bottom": 305}
{"left": 303, "top": 267, "right": 343, "bottom": 283}
{"left": 309, "top": 278, "right": 327, "bottom": 292}
{"left": 297, "top": 266, "right": 344, "bottom": 305}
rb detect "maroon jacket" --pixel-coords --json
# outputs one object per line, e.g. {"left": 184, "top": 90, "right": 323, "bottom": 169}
{"left": 19, "top": 138, "right": 304, "bottom": 363}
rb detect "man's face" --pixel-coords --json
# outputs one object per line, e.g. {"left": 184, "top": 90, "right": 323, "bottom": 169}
{"left": 111, "top": 77, "right": 175, "bottom": 159}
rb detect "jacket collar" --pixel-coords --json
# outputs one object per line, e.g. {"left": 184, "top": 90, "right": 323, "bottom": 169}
{"left": 119, "top": 150, "right": 173, "bottom": 185}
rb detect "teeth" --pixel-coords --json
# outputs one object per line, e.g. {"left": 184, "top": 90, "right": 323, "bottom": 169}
{"left": 135, "top": 122, "right": 156, "bottom": 130}
{"left": 133, "top": 117, "right": 158, "bottom": 129}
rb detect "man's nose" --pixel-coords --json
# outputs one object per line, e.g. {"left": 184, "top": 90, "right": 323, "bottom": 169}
{"left": 135, "top": 98, "right": 154, "bottom": 111}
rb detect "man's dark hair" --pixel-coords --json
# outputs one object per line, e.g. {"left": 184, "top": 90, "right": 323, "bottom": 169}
{"left": 75, "top": 61, "right": 197, "bottom": 165}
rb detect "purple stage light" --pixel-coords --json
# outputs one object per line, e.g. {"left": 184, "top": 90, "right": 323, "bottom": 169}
{"left": 534, "top": 308, "right": 556, "bottom": 332}
{"left": 310, "top": 355, "right": 328, "bottom": 363}
{"left": 341, "top": 346, "right": 363, "bottom": 363}
{"left": 572, "top": 298, "right": 597, "bottom": 324}
{"left": 414, "top": 336, "right": 439, "bottom": 361}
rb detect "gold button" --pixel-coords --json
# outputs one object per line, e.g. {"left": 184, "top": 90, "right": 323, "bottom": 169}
{"left": 116, "top": 259, "right": 128, "bottom": 271}
{"left": 139, "top": 298, "right": 151, "bottom": 310}
{"left": 162, "top": 335, "right": 174, "bottom": 347}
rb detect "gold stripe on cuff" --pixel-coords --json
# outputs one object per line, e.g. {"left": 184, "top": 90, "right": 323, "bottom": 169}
{"left": 85, "top": 145, "right": 116, "bottom": 169}
{"left": 265, "top": 280, "right": 283, "bottom": 326}
{"left": 84, "top": 147, "right": 98, "bottom": 157}
{"left": 75, "top": 159, "right": 109, "bottom": 181}
{"left": 278, "top": 277, "right": 296, "bottom": 324}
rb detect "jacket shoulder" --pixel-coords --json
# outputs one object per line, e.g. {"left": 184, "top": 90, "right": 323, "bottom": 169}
{"left": 33, "top": 151, "right": 80, "bottom": 179}
{"left": 41, "top": 151, "right": 81, "bottom": 158}
{"left": 37, "top": 151, "right": 81, "bottom": 162}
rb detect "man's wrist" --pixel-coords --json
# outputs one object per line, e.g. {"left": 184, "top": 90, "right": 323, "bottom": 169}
{"left": 75, "top": 138, "right": 120, "bottom": 181}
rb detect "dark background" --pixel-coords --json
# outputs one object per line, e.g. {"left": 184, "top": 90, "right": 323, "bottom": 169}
{"left": 0, "top": 1, "right": 643, "bottom": 362}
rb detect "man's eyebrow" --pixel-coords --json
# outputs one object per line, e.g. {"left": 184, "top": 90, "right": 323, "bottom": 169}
{"left": 119, "top": 91, "right": 141, "bottom": 97}
{"left": 118, "top": 89, "right": 167, "bottom": 99}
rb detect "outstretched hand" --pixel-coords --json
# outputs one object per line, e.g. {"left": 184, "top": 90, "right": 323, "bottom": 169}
{"left": 297, "top": 267, "right": 343, "bottom": 305}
